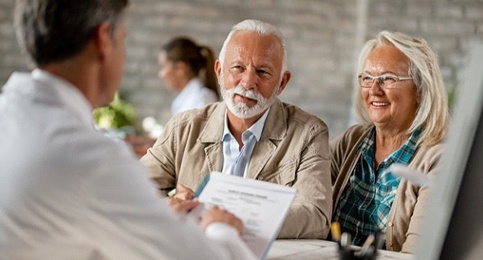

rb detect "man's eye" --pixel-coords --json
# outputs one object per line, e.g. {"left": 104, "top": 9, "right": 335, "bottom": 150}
{"left": 231, "top": 66, "right": 242, "bottom": 72}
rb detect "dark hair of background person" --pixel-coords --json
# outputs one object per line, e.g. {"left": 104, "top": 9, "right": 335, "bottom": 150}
{"left": 14, "top": 0, "right": 129, "bottom": 67}
{"left": 161, "top": 37, "right": 220, "bottom": 100}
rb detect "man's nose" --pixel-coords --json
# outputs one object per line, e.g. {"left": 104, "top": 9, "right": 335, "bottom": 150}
{"left": 240, "top": 69, "right": 257, "bottom": 89}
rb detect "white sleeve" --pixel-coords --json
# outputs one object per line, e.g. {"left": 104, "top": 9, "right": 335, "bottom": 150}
{"left": 87, "top": 136, "right": 256, "bottom": 260}
{"left": 205, "top": 223, "right": 258, "bottom": 260}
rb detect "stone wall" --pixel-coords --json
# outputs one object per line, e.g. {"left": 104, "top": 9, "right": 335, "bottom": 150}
{"left": 1, "top": 0, "right": 482, "bottom": 139}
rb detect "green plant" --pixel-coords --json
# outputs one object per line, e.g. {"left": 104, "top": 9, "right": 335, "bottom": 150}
{"left": 93, "top": 93, "right": 135, "bottom": 130}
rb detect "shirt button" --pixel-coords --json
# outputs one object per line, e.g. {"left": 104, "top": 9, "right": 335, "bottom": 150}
{"left": 388, "top": 222, "right": 394, "bottom": 227}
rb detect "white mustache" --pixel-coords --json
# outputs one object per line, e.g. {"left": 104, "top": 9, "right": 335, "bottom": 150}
{"left": 231, "top": 86, "right": 264, "bottom": 102}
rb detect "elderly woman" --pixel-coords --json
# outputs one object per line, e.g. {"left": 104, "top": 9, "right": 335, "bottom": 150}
{"left": 331, "top": 31, "right": 449, "bottom": 253}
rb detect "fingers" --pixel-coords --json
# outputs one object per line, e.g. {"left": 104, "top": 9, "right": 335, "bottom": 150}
{"left": 199, "top": 207, "right": 244, "bottom": 235}
{"left": 174, "top": 184, "right": 195, "bottom": 200}
{"left": 165, "top": 197, "right": 199, "bottom": 214}
{"left": 168, "top": 184, "right": 243, "bottom": 235}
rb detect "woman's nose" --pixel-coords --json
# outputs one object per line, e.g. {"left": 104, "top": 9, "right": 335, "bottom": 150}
{"left": 369, "top": 79, "right": 384, "bottom": 95}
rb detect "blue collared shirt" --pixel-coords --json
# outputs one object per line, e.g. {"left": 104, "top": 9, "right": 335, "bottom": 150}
{"left": 221, "top": 109, "right": 270, "bottom": 177}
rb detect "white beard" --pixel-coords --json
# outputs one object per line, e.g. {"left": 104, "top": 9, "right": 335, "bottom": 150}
{"left": 220, "top": 80, "right": 279, "bottom": 119}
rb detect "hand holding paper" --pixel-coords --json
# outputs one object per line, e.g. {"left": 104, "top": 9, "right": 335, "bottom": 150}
{"left": 199, "top": 206, "right": 244, "bottom": 235}
{"left": 189, "top": 172, "right": 297, "bottom": 259}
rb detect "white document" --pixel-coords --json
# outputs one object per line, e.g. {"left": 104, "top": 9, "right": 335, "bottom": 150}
{"left": 189, "top": 172, "right": 296, "bottom": 259}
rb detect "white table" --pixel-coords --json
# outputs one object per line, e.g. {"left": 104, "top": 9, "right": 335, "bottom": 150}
{"left": 267, "top": 239, "right": 414, "bottom": 259}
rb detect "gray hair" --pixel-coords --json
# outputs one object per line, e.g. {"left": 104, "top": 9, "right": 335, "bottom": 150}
{"left": 354, "top": 30, "right": 449, "bottom": 146}
{"left": 218, "top": 19, "right": 288, "bottom": 74}
{"left": 15, "top": 0, "right": 129, "bottom": 66}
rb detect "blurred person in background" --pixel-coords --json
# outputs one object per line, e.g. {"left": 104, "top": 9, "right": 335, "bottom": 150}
{"left": 158, "top": 36, "right": 220, "bottom": 115}
{"left": 125, "top": 37, "right": 222, "bottom": 157}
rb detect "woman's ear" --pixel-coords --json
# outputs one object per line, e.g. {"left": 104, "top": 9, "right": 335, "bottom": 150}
{"left": 174, "top": 61, "right": 189, "bottom": 76}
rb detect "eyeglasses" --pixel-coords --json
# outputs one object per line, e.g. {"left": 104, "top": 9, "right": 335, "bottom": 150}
{"left": 358, "top": 73, "right": 412, "bottom": 89}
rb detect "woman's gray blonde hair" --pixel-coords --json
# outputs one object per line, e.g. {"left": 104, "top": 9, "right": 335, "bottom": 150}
{"left": 354, "top": 30, "right": 449, "bottom": 146}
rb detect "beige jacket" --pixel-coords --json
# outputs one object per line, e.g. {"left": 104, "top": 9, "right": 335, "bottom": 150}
{"left": 141, "top": 99, "right": 332, "bottom": 239}
{"left": 330, "top": 125, "right": 443, "bottom": 253}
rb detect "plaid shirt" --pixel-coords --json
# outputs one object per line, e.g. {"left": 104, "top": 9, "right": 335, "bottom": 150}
{"left": 334, "top": 126, "right": 421, "bottom": 246}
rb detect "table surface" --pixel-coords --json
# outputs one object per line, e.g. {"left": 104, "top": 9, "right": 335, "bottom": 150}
{"left": 266, "top": 239, "right": 414, "bottom": 260}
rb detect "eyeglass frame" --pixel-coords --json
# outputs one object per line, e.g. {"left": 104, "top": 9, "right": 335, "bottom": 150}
{"left": 357, "top": 73, "right": 413, "bottom": 89}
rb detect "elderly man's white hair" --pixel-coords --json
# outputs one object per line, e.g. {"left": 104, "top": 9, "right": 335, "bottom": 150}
{"left": 218, "top": 19, "right": 288, "bottom": 74}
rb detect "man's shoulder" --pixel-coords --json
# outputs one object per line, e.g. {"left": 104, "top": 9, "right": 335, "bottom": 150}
{"left": 279, "top": 101, "right": 327, "bottom": 127}
{"left": 170, "top": 102, "right": 223, "bottom": 125}
{"left": 162, "top": 102, "right": 224, "bottom": 140}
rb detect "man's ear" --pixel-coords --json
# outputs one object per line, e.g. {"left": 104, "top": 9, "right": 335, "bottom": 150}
{"left": 92, "top": 22, "right": 113, "bottom": 60}
{"left": 214, "top": 59, "right": 222, "bottom": 82}
{"left": 277, "top": 71, "right": 291, "bottom": 95}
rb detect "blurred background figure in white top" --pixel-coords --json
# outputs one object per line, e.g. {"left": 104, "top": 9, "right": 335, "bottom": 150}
{"left": 158, "top": 37, "right": 220, "bottom": 115}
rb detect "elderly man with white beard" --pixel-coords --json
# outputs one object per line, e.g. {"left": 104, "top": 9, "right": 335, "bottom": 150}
{"left": 140, "top": 19, "right": 332, "bottom": 239}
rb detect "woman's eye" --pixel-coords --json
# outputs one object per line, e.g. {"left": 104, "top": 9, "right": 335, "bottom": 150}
{"left": 382, "top": 75, "right": 396, "bottom": 84}
{"left": 362, "top": 76, "right": 373, "bottom": 83}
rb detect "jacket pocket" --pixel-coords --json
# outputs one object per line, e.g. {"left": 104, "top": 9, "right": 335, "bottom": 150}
{"left": 258, "top": 159, "right": 296, "bottom": 186}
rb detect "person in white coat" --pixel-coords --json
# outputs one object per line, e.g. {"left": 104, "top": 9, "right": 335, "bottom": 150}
{"left": 0, "top": 1, "right": 255, "bottom": 259}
